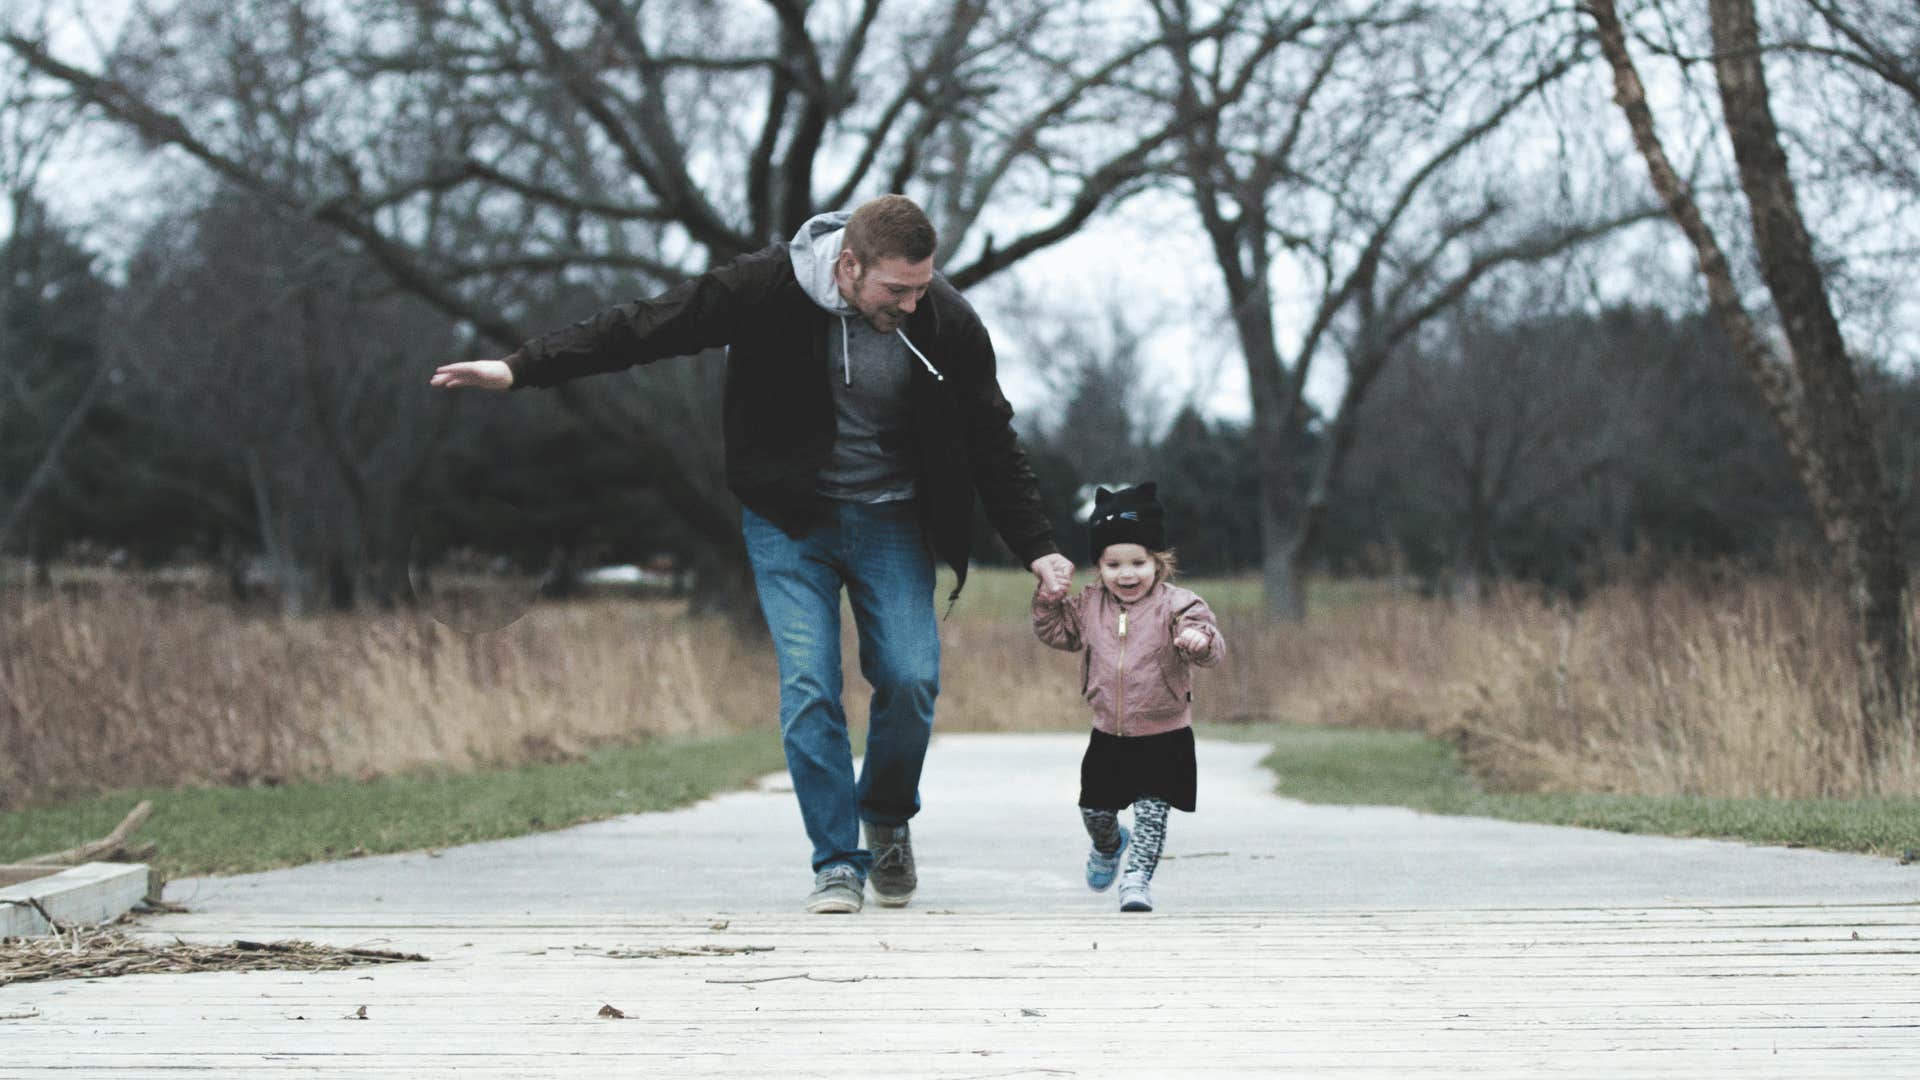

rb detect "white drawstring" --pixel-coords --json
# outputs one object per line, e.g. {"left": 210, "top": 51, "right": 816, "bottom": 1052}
{"left": 839, "top": 315, "right": 852, "bottom": 386}
{"left": 897, "top": 329, "right": 943, "bottom": 381}
{"left": 841, "top": 317, "right": 945, "bottom": 384}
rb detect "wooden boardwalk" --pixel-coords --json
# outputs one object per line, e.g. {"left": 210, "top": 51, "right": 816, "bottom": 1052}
{"left": 6, "top": 903, "right": 1918, "bottom": 1077}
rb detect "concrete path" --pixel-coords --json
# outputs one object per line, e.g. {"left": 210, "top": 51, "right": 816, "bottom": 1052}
{"left": 9, "top": 733, "right": 1920, "bottom": 1078}
{"left": 165, "top": 732, "right": 1920, "bottom": 915}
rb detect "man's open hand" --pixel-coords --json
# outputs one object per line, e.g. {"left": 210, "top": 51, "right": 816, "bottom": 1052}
{"left": 430, "top": 358, "right": 515, "bottom": 390}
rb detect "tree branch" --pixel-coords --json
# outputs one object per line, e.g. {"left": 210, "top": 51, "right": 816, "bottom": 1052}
{"left": 1799, "top": 0, "right": 1920, "bottom": 107}
{"left": 1578, "top": 1, "right": 1800, "bottom": 423}
{"left": 1284, "top": 52, "right": 1580, "bottom": 413}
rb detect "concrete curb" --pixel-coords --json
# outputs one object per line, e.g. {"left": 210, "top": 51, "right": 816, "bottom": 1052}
{"left": 0, "top": 862, "right": 151, "bottom": 937}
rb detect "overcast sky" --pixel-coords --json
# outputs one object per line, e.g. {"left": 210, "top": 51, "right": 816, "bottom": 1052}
{"left": 12, "top": 0, "right": 1915, "bottom": 438}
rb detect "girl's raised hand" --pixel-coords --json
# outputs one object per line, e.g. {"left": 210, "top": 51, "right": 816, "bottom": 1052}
{"left": 1174, "top": 626, "right": 1210, "bottom": 656}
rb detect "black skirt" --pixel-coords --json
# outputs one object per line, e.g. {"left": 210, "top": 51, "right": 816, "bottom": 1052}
{"left": 1078, "top": 726, "right": 1197, "bottom": 812}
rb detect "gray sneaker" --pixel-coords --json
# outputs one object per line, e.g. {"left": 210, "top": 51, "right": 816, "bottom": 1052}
{"left": 806, "top": 864, "right": 864, "bottom": 914}
{"left": 1118, "top": 870, "right": 1153, "bottom": 913}
{"left": 864, "top": 821, "right": 916, "bottom": 907}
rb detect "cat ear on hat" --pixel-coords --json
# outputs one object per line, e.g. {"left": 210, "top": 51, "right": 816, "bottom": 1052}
{"left": 1136, "top": 481, "right": 1157, "bottom": 499}
{"left": 1095, "top": 487, "right": 1114, "bottom": 504}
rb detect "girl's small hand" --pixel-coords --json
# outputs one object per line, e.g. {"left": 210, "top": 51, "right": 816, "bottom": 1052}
{"left": 1029, "top": 553, "right": 1074, "bottom": 603}
{"left": 1174, "top": 626, "right": 1210, "bottom": 656}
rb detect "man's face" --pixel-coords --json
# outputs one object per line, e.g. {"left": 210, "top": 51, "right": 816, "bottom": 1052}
{"left": 1098, "top": 543, "right": 1157, "bottom": 604}
{"left": 837, "top": 250, "right": 933, "bottom": 333}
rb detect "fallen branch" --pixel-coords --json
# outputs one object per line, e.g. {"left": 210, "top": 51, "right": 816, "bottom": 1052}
{"left": 0, "top": 926, "right": 429, "bottom": 986}
{"left": 22, "top": 802, "right": 152, "bottom": 866}
{"left": 235, "top": 940, "right": 428, "bottom": 962}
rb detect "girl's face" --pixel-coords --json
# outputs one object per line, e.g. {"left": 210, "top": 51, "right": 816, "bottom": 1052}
{"left": 1097, "top": 543, "right": 1156, "bottom": 603}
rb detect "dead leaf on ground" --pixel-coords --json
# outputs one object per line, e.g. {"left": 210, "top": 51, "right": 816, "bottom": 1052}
{"left": 597, "top": 1004, "right": 627, "bottom": 1019}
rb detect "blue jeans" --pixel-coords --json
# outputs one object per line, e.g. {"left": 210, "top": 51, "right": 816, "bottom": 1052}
{"left": 741, "top": 500, "right": 940, "bottom": 876}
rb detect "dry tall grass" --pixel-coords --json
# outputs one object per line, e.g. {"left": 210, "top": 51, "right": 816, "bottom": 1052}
{"left": 1420, "top": 578, "right": 1920, "bottom": 800}
{"left": 946, "top": 572, "right": 1920, "bottom": 800}
{"left": 7, "top": 570, "right": 1917, "bottom": 808}
{"left": 0, "top": 584, "right": 775, "bottom": 808}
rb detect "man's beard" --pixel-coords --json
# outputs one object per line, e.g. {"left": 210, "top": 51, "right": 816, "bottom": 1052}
{"left": 848, "top": 268, "right": 900, "bottom": 330}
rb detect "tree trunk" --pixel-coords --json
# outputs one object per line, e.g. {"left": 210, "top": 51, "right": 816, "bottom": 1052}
{"left": 1260, "top": 529, "right": 1308, "bottom": 622}
{"left": 1232, "top": 289, "right": 1307, "bottom": 623}
{"left": 1590, "top": 0, "right": 1912, "bottom": 773}
{"left": 1288, "top": 336, "right": 1399, "bottom": 613}
{"left": 1706, "top": 0, "right": 1911, "bottom": 769}
{"left": 1257, "top": 379, "right": 1309, "bottom": 628}
{"left": 1453, "top": 506, "right": 1492, "bottom": 606}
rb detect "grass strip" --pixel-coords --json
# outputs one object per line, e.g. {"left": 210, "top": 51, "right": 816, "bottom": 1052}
{"left": 1215, "top": 723, "right": 1920, "bottom": 859}
{"left": 0, "top": 731, "right": 786, "bottom": 878}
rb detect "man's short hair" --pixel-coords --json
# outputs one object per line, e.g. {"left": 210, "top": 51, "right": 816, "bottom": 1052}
{"left": 844, "top": 195, "right": 937, "bottom": 267}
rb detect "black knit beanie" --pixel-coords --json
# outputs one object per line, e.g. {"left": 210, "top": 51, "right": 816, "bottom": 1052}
{"left": 1088, "top": 482, "right": 1167, "bottom": 562}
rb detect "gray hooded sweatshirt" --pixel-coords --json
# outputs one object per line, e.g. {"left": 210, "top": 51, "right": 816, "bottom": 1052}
{"left": 789, "top": 211, "right": 925, "bottom": 504}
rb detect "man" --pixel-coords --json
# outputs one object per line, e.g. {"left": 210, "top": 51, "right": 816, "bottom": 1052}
{"left": 433, "top": 195, "right": 1075, "bottom": 913}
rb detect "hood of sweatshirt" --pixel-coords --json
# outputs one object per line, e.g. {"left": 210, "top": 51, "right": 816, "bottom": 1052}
{"left": 790, "top": 211, "right": 857, "bottom": 317}
{"left": 788, "top": 209, "right": 945, "bottom": 385}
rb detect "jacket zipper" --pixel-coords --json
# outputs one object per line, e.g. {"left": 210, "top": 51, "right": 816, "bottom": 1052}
{"left": 1115, "top": 599, "right": 1129, "bottom": 736}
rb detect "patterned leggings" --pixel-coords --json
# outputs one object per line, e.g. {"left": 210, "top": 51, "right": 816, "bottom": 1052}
{"left": 1080, "top": 799, "right": 1170, "bottom": 881}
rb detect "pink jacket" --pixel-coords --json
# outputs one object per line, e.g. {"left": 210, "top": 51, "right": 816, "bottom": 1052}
{"left": 1032, "top": 581, "right": 1225, "bottom": 737}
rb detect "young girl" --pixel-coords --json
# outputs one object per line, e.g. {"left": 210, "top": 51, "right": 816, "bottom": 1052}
{"left": 1032, "top": 482, "right": 1225, "bottom": 912}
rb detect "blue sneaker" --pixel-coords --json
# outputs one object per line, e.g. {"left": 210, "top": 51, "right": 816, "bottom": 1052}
{"left": 1085, "top": 826, "right": 1130, "bottom": 891}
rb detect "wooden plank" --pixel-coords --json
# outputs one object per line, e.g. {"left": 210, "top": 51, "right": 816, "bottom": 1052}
{"left": 8, "top": 905, "right": 1920, "bottom": 1078}
{"left": 0, "top": 861, "right": 150, "bottom": 936}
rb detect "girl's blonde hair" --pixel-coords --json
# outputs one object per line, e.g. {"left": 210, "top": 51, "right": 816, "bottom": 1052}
{"left": 1151, "top": 548, "right": 1179, "bottom": 584}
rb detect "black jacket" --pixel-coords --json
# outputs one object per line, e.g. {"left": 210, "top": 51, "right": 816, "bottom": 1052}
{"left": 504, "top": 242, "right": 1058, "bottom": 599}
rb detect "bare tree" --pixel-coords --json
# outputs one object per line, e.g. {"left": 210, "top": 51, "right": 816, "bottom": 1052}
{"left": 1358, "top": 295, "right": 1639, "bottom": 600}
{"left": 1585, "top": 0, "right": 1910, "bottom": 772}
{"left": 3, "top": 0, "right": 1234, "bottom": 613}
{"left": 999, "top": 290, "right": 1173, "bottom": 484}
{"left": 1151, "top": 0, "right": 1655, "bottom": 620}
{"left": 106, "top": 195, "right": 460, "bottom": 614}
{"left": 1782, "top": 1, "right": 1920, "bottom": 195}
